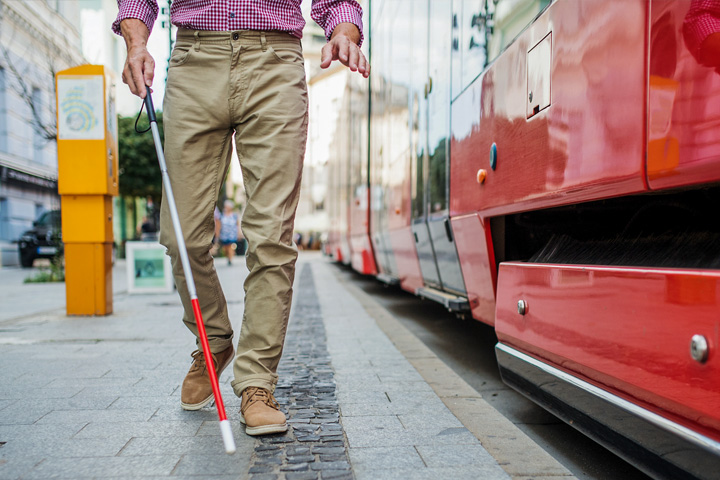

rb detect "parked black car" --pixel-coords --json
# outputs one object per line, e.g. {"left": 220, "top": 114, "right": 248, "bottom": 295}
{"left": 18, "top": 210, "right": 62, "bottom": 268}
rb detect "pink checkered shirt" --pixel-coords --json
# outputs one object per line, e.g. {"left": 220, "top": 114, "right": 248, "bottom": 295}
{"left": 683, "top": 0, "right": 720, "bottom": 60}
{"left": 113, "top": 0, "right": 363, "bottom": 45}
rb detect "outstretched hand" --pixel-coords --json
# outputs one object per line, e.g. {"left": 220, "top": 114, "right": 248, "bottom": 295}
{"left": 320, "top": 23, "right": 369, "bottom": 78}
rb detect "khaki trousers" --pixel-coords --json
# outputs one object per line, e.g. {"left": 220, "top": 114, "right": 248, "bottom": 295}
{"left": 160, "top": 29, "right": 308, "bottom": 396}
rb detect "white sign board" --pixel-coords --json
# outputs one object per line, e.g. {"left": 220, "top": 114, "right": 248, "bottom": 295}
{"left": 57, "top": 76, "right": 105, "bottom": 140}
{"left": 126, "top": 241, "right": 174, "bottom": 294}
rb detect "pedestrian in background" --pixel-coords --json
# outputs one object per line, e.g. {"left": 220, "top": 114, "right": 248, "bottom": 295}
{"left": 114, "top": 0, "right": 368, "bottom": 436}
{"left": 216, "top": 200, "right": 241, "bottom": 266}
{"left": 136, "top": 215, "right": 157, "bottom": 241}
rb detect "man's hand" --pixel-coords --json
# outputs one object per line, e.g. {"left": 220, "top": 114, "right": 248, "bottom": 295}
{"left": 120, "top": 18, "right": 155, "bottom": 98}
{"left": 320, "top": 23, "right": 369, "bottom": 78}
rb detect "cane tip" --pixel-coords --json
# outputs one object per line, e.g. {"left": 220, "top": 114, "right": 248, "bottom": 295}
{"left": 220, "top": 420, "right": 236, "bottom": 455}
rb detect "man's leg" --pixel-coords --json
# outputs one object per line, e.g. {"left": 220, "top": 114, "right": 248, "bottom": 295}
{"left": 160, "top": 31, "right": 236, "bottom": 409}
{"left": 228, "top": 32, "right": 308, "bottom": 433}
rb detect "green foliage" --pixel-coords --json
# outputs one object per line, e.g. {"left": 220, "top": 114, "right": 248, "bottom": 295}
{"left": 118, "top": 111, "right": 163, "bottom": 198}
{"left": 24, "top": 254, "right": 65, "bottom": 283}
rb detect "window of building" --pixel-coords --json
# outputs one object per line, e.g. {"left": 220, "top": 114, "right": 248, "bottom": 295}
{"left": 32, "top": 87, "right": 43, "bottom": 164}
{"left": 35, "top": 203, "right": 46, "bottom": 219}
{"left": 0, "top": 67, "right": 6, "bottom": 152}
{"left": 0, "top": 198, "right": 7, "bottom": 242}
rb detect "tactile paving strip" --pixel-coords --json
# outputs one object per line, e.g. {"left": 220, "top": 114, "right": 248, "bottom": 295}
{"left": 248, "top": 264, "right": 353, "bottom": 480}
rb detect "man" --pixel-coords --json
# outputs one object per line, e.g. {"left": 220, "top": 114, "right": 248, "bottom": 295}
{"left": 113, "top": 0, "right": 368, "bottom": 436}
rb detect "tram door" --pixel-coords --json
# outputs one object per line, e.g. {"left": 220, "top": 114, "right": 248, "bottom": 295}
{"left": 410, "top": 0, "right": 441, "bottom": 289}
{"left": 411, "top": 0, "right": 467, "bottom": 295}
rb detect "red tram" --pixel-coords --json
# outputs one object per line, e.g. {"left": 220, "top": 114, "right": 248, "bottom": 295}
{"left": 323, "top": 1, "right": 720, "bottom": 478}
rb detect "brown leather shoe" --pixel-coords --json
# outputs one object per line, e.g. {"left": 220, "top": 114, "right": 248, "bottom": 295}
{"left": 239, "top": 387, "right": 288, "bottom": 436}
{"left": 180, "top": 346, "right": 234, "bottom": 410}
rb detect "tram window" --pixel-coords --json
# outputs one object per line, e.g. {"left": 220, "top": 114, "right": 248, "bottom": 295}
{"left": 428, "top": 0, "right": 452, "bottom": 214}
{"left": 454, "top": 0, "right": 552, "bottom": 96}
{"left": 452, "top": 3, "right": 461, "bottom": 97}
{"left": 411, "top": 0, "right": 429, "bottom": 219}
{"left": 428, "top": 138, "right": 448, "bottom": 213}
{"left": 488, "top": 0, "right": 552, "bottom": 61}
{"left": 411, "top": 92, "right": 423, "bottom": 219}
{"left": 460, "top": 0, "right": 490, "bottom": 93}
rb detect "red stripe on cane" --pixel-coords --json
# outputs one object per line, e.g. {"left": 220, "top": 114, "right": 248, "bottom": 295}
{"left": 191, "top": 298, "right": 228, "bottom": 422}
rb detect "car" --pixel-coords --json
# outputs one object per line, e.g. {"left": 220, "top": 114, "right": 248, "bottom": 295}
{"left": 18, "top": 210, "right": 62, "bottom": 268}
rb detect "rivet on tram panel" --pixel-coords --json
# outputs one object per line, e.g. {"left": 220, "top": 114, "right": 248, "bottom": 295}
{"left": 517, "top": 299, "right": 527, "bottom": 315}
{"left": 690, "top": 335, "right": 709, "bottom": 363}
{"left": 476, "top": 169, "right": 487, "bottom": 184}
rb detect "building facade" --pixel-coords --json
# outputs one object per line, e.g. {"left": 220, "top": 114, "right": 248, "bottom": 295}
{"left": 294, "top": 2, "right": 369, "bottom": 249}
{"left": 0, "top": 0, "right": 85, "bottom": 265}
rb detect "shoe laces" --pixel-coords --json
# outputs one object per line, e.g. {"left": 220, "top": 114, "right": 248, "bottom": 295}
{"left": 242, "top": 387, "right": 280, "bottom": 414}
{"left": 190, "top": 349, "right": 213, "bottom": 374}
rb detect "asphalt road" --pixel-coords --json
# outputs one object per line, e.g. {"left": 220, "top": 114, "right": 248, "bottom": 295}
{"left": 334, "top": 265, "right": 652, "bottom": 480}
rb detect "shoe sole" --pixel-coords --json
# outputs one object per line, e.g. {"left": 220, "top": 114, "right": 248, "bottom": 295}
{"left": 180, "top": 351, "right": 233, "bottom": 411}
{"left": 181, "top": 395, "right": 214, "bottom": 411}
{"left": 239, "top": 414, "right": 288, "bottom": 436}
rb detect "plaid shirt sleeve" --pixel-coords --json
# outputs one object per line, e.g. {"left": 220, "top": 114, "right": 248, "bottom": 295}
{"left": 683, "top": 0, "right": 720, "bottom": 62}
{"left": 112, "top": 0, "right": 159, "bottom": 36}
{"left": 311, "top": 0, "right": 364, "bottom": 46}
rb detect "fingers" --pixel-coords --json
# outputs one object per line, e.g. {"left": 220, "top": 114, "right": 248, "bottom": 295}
{"left": 358, "top": 53, "right": 370, "bottom": 78}
{"left": 337, "top": 38, "right": 350, "bottom": 66}
{"left": 344, "top": 43, "right": 369, "bottom": 78}
{"left": 122, "top": 67, "right": 143, "bottom": 98}
{"left": 321, "top": 35, "right": 370, "bottom": 77}
{"left": 130, "top": 61, "right": 147, "bottom": 98}
{"left": 320, "top": 43, "right": 334, "bottom": 69}
{"left": 144, "top": 56, "right": 155, "bottom": 91}
{"left": 347, "top": 45, "right": 359, "bottom": 72}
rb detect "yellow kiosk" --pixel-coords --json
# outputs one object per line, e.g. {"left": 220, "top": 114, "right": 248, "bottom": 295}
{"left": 55, "top": 65, "right": 118, "bottom": 315}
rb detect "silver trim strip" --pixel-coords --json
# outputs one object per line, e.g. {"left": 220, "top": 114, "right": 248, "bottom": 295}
{"left": 497, "top": 343, "right": 720, "bottom": 455}
{"left": 376, "top": 273, "right": 399, "bottom": 286}
{"left": 415, "top": 287, "right": 470, "bottom": 312}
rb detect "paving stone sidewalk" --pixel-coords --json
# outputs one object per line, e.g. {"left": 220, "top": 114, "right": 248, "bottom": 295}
{"left": 0, "top": 257, "right": 254, "bottom": 479}
{"left": 0, "top": 253, "right": 514, "bottom": 479}
{"left": 312, "top": 261, "right": 510, "bottom": 480}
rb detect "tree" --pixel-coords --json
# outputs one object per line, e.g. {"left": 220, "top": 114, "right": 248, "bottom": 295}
{"left": 118, "top": 111, "right": 163, "bottom": 199}
{"left": 0, "top": 42, "right": 73, "bottom": 143}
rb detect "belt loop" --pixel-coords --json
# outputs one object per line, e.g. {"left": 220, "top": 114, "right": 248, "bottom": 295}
{"left": 260, "top": 32, "right": 267, "bottom": 52}
{"left": 193, "top": 31, "right": 200, "bottom": 51}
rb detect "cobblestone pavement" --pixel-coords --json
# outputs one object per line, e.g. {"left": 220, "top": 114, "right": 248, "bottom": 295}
{"left": 247, "top": 264, "right": 353, "bottom": 480}
{"left": 0, "top": 252, "right": 559, "bottom": 479}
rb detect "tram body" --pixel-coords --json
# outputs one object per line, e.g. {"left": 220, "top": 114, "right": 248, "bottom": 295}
{"left": 323, "top": 1, "right": 720, "bottom": 478}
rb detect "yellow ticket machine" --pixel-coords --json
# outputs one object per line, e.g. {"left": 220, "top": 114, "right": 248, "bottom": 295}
{"left": 56, "top": 65, "right": 118, "bottom": 315}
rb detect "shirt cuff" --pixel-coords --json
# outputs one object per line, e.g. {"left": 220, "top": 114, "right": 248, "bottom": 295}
{"left": 112, "top": 0, "right": 158, "bottom": 37}
{"left": 320, "top": 5, "right": 364, "bottom": 47}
